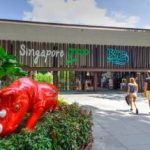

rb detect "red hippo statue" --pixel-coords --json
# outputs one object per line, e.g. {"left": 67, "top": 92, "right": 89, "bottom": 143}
{"left": 0, "top": 77, "right": 58, "bottom": 136}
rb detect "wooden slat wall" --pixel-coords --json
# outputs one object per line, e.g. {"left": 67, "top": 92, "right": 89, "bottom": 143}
{"left": 1, "top": 39, "right": 150, "bottom": 70}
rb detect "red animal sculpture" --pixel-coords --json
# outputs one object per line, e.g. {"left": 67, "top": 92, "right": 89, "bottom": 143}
{"left": 0, "top": 77, "right": 58, "bottom": 136}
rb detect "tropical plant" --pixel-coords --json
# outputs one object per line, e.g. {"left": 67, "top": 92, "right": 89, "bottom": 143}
{"left": 0, "top": 47, "right": 27, "bottom": 86}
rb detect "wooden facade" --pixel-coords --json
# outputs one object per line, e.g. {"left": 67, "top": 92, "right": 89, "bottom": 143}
{"left": 1, "top": 20, "right": 150, "bottom": 91}
{"left": 1, "top": 40, "right": 150, "bottom": 72}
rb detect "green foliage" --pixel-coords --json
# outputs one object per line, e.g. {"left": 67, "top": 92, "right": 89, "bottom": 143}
{"left": 58, "top": 96, "right": 69, "bottom": 105}
{"left": 0, "top": 101, "right": 93, "bottom": 150}
{"left": 0, "top": 47, "right": 27, "bottom": 85}
{"left": 0, "top": 126, "right": 52, "bottom": 150}
{"left": 52, "top": 102, "right": 93, "bottom": 150}
{"left": 34, "top": 72, "right": 53, "bottom": 83}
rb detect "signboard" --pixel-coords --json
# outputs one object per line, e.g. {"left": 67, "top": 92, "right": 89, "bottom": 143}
{"left": 19, "top": 44, "right": 90, "bottom": 65}
{"left": 20, "top": 44, "right": 64, "bottom": 64}
{"left": 107, "top": 48, "right": 129, "bottom": 65}
{"left": 66, "top": 48, "right": 90, "bottom": 64}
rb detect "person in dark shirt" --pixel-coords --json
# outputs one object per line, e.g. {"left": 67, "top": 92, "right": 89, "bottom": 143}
{"left": 143, "top": 72, "right": 150, "bottom": 113}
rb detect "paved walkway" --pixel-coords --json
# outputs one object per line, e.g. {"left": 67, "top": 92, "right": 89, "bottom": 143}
{"left": 60, "top": 90, "right": 150, "bottom": 150}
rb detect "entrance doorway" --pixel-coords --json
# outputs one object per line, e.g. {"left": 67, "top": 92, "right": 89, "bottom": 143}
{"left": 57, "top": 71, "right": 94, "bottom": 91}
{"left": 96, "top": 72, "right": 144, "bottom": 92}
{"left": 53, "top": 71, "right": 145, "bottom": 92}
{"left": 75, "top": 72, "right": 94, "bottom": 91}
{"left": 58, "top": 71, "right": 75, "bottom": 91}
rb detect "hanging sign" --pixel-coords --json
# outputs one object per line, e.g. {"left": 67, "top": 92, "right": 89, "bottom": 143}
{"left": 107, "top": 48, "right": 129, "bottom": 65}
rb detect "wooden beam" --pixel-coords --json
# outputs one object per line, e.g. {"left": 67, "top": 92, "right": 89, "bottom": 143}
{"left": 23, "top": 66, "right": 150, "bottom": 72}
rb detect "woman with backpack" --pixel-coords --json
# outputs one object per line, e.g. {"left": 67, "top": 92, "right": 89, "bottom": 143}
{"left": 127, "top": 77, "right": 139, "bottom": 114}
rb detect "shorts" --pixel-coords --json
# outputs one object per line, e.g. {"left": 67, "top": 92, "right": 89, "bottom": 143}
{"left": 129, "top": 93, "right": 137, "bottom": 101}
{"left": 146, "top": 91, "right": 150, "bottom": 100}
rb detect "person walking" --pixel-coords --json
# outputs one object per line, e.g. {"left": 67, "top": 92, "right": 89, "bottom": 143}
{"left": 143, "top": 72, "right": 150, "bottom": 113}
{"left": 127, "top": 77, "right": 139, "bottom": 114}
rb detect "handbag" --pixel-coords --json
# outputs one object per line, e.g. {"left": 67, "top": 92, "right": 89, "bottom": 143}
{"left": 125, "top": 94, "right": 130, "bottom": 105}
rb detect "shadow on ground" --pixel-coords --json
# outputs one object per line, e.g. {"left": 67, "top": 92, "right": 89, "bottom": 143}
{"left": 82, "top": 105, "right": 150, "bottom": 150}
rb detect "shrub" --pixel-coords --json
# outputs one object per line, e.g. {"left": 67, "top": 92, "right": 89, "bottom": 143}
{"left": 0, "top": 101, "right": 93, "bottom": 150}
{"left": 34, "top": 72, "right": 53, "bottom": 83}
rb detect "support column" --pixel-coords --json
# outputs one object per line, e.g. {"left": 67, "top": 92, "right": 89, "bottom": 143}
{"left": 137, "top": 72, "right": 143, "bottom": 92}
{"left": 53, "top": 71, "right": 58, "bottom": 88}
{"left": 93, "top": 72, "right": 98, "bottom": 91}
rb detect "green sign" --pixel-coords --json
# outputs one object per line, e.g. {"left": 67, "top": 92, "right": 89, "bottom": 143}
{"left": 66, "top": 48, "right": 90, "bottom": 64}
{"left": 107, "top": 48, "right": 129, "bottom": 65}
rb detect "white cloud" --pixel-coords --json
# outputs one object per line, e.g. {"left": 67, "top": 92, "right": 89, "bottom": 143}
{"left": 23, "top": 0, "right": 140, "bottom": 27}
{"left": 144, "top": 25, "right": 150, "bottom": 29}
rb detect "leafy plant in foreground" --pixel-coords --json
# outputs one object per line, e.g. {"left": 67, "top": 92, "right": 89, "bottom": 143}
{"left": 0, "top": 101, "right": 93, "bottom": 150}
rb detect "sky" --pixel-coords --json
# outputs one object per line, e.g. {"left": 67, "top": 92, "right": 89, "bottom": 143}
{"left": 0, "top": 0, "right": 150, "bottom": 29}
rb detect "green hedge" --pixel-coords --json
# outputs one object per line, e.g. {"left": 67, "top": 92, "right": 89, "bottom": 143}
{"left": 0, "top": 102, "right": 93, "bottom": 150}
{"left": 34, "top": 72, "right": 53, "bottom": 83}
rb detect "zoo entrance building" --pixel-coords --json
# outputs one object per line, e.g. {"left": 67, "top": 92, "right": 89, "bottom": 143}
{"left": 0, "top": 19, "right": 150, "bottom": 91}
